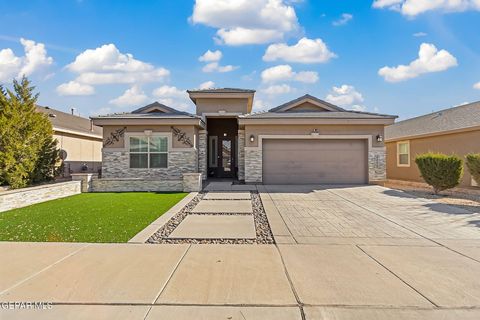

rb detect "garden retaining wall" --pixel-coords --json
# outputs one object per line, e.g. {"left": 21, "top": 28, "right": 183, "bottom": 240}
{"left": 0, "top": 181, "right": 81, "bottom": 213}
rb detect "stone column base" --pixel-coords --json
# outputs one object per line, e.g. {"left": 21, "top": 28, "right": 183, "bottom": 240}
{"left": 71, "top": 173, "right": 96, "bottom": 192}
{"left": 183, "top": 173, "right": 202, "bottom": 192}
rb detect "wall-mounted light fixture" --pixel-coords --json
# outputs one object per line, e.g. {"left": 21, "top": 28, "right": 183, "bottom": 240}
{"left": 376, "top": 134, "right": 383, "bottom": 142}
{"left": 311, "top": 128, "right": 319, "bottom": 135}
{"left": 250, "top": 135, "right": 255, "bottom": 142}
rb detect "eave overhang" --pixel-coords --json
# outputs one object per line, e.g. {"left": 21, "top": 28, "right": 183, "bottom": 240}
{"left": 91, "top": 117, "right": 206, "bottom": 128}
{"left": 238, "top": 117, "right": 396, "bottom": 126}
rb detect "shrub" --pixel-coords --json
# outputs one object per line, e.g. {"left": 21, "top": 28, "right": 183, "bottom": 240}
{"left": 415, "top": 153, "right": 463, "bottom": 194}
{"left": 466, "top": 153, "right": 480, "bottom": 186}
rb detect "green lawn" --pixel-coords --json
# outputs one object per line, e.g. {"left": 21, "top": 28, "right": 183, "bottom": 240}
{"left": 0, "top": 192, "right": 187, "bottom": 243}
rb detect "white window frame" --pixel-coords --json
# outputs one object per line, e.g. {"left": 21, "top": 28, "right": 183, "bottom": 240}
{"left": 397, "top": 141, "right": 410, "bottom": 167}
{"left": 126, "top": 133, "right": 170, "bottom": 169}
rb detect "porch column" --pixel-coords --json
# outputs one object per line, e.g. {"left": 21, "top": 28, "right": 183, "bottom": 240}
{"left": 199, "top": 130, "right": 208, "bottom": 180}
{"left": 238, "top": 129, "right": 245, "bottom": 181}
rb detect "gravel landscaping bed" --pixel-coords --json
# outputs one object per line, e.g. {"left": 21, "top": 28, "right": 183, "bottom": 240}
{"left": 147, "top": 191, "right": 275, "bottom": 244}
{"left": 385, "top": 181, "right": 480, "bottom": 213}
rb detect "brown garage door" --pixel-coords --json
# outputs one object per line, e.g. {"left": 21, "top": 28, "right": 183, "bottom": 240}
{"left": 262, "top": 139, "right": 368, "bottom": 184}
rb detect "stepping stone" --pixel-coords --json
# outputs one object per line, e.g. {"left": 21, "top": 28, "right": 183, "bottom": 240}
{"left": 204, "top": 192, "right": 251, "bottom": 200}
{"left": 169, "top": 215, "right": 256, "bottom": 239}
{"left": 192, "top": 200, "right": 253, "bottom": 214}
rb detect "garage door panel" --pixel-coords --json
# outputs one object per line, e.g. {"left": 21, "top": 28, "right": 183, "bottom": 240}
{"left": 262, "top": 139, "right": 367, "bottom": 184}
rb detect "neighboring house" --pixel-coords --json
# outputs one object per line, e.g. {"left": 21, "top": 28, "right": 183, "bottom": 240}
{"left": 385, "top": 101, "right": 480, "bottom": 187}
{"left": 90, "top": 88, "right": 395, "bottom": 191}
{"left": 37, "top": 106, "right": 103, "bottom": 176}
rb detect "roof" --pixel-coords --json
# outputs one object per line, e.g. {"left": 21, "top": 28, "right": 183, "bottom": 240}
{"left": 268, "top": 94, "right": 345, "bottom": 112}
{"left": 186, "top": 88, "right": 256, "bottom": 94}
{"left": 242, "top": 94, "right": 396, "bottom": 120}
{"left": 37, "top": 106, "right": 102, "bottom": 137}
{"left": 385, "top": 101, "right": 480, "bottom": 141}
{"left": 91, "top": 102, "right": 200, "bottom": 120}
{"left": 240, "top": 110, "right": 397, "bottom": 120}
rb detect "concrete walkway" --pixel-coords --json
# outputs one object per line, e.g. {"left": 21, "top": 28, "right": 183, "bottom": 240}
{"left": 1, "top": 184, "right": 480, "bottom": 319}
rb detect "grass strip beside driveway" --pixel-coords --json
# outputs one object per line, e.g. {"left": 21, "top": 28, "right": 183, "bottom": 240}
{"left": 0, "top": 192, "right": 187, "bottom": 243}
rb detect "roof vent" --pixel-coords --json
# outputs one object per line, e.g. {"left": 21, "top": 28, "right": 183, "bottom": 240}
{"left": 48, "top": 113, "right": 56, "bottom": 118}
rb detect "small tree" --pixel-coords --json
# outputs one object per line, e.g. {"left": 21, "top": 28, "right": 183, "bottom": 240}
{"left": 415, "top": 153, "right": 463, "bottom": 194}
{"left": 0, "top": 77, "right": 60, "bottom": 188}
{"left": 466, "top": 153, "right": 480, "bottom": 186}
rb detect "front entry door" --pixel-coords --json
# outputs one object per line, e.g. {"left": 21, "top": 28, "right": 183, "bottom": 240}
{"left": 218, "top": 138, "right": 234, "bottom": 177}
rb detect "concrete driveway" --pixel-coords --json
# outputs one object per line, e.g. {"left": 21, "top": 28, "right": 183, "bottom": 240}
{"left": 1, "top": 185, "right": 480, "bottom": 319}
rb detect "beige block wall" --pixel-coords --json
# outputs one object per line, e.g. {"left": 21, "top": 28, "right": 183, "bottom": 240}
{"left": 386, "top": 129, "right": 480, "bottom": 187}
{"left": 55, "top": 133, "right": 102, "bottom": 162}
{"left": 102, "top": 125, "right": 196, "bottom": 149}
{"left": 195, "top": 98, "right": 248, "bottom": 115}
{"left": 245, "top": 124, "right": 386, "bottom": 148}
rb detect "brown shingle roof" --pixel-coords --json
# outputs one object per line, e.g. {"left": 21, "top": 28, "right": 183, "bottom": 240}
{"left": 385, "top": 101, "right": 480, "bottom": 141}
{"left": 37, "top": 106, "right": 102, "bottom": 137}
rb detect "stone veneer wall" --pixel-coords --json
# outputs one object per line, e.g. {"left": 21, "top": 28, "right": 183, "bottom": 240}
{"left": 244, "top": 148, "right": 262, "bottom": 183}
{"left": 238, "top": 130, "right": 245, "bottom": 181}
{"left": 198, "top": 130, "right": 207, "bottom": 180}
{"left": 91, "top": 178, "right": 183, "bottom": 192}
{"left": 102, "top": 149, "right": 197, "bottom": 179}
{"left": 368, "top": 147, "right": 387, "bottom": 182}
{"left": 0, "top": 181, "right": 81, "bottom": 212}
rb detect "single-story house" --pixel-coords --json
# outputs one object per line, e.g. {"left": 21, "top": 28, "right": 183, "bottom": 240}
{"left": 385, "top": 101, "right": 480, "bottom": 187}
{"left": 90, "top": 88, "right": 396, "bottom": 192}
{"left": 37, "top": 106, "right": 103, "bottom": 176}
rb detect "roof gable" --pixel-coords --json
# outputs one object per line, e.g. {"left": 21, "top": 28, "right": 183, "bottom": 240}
{"left": 131, "top": 102, "right": 185, "bottom": 114}
{"left": 269, "top": 94, "right": 345, "bottom": 113}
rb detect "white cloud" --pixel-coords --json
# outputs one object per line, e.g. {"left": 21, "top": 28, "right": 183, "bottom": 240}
{"left": 474, "top": 82, "right": 480, "bottom": 90}
{"left": 261, "top": 65, "right": 294, "bottom": 82}
{"left": 261, "top": 64, "right": 318, "bottom": 83}
{"left": 325, "top": 85, "right": 364, "bottom": 109}
{"left": 199, "top": 80, "right": 215, "bottom": 89}
{"left": 332, "top": 13, "right": 353, "bottom": 26}
{"left": 199, "top": 50, "right": 222, "bottom": 62}
{"left": 202, "top": 62, "right": 238, "bottom": 73}
{"left": 215, "top": 28, "right": 283, "bottom": 45}
{"left": 198, "top": 48, "right": 238, "bottom": 73}
{"left": 413, "top": 32, "right": 427, "bottom": 37}
{"left": 263, "top": 37, "right": 336, "bottom": 64}
{"left": 152, "top": 85, "right": 185, "bottom": 98}
{"left": 191, "top": 0, "right": 299, "bottom": 45}
{"left": 152, "top": 85, "right": 191, "bottom": 111}
{"left": 67, "top": 44, "right": 169, "bottom": 85}
{"left": 253, "top": 98, "right": 268, "bottom": 111}
{"left": 378, "top": 43, "right": 457, "bottom": 82}
{"left": 262, "top": 84, "right": 292, "bottom": 95}
{"left": 0, "top": 38, "right": 53, "bottom": 82}
{"left": 372, "top": 0, "right": 480, "bottom": 16}
{"left": 294, "top": 71, "right": 319, "bottom": 83}
{"left": 56, "top": 81, "right": 95, "bottom": 96}
{"left": 109, "top": 85, "right": 149, "bottom": 107}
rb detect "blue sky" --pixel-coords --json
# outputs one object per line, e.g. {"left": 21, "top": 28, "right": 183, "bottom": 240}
{"left": 0, "top": 0, "right": 479, "bottom": 120}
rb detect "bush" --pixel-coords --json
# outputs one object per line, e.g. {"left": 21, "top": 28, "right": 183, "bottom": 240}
{"left": 466, "top": 153, "right": 480, "bottom": 186}
{"left": 415, "top": 153, "right": 463, "bottom": 194}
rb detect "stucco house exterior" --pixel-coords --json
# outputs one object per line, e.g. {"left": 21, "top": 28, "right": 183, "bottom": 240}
{"left": 37, "top": 106, "right": 103, "bottom": 176}
{"left": 385, "top": 101, "right": 480, "bottom": 187}
{"left": 90, "top": 88, "right": 396, "bottom": 192}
